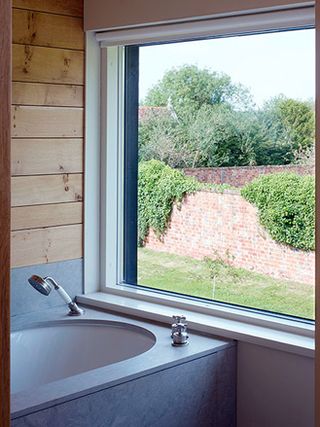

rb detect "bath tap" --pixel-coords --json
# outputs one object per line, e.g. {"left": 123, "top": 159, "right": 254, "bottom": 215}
{"left": 28, "top": 275, "right": 84, "bottom": 316}
{"left": 171, "top": 315, "right": 187, "bottom": 337}
{"left": 171, "top": 315, "right": 189, "bottom": 346}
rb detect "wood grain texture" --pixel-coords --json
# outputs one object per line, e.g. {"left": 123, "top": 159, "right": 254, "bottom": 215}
{"left": 12, "top": 82, "right": 83, "bottom": 106}
{"left": 11, "top": 202, "right": 83, "bottom": 230}
{"left": 12, "top": 106, "right": 83, "bottom": 137}
{"left": 13, "top": 8, "right": 84, "bottom": 50}
{"left": 11, "top": 0, "right": 84, "bottom": 270}
{"left": 13, "top": 44, "right": 84, "bottom": 84}
{"left": 11, "top": 224, "right": 83, "bottom": 267}
{"left": 0, "top": 0, "right": 11, "bottom": 423}
{"left": 12, "top": 138, "right": 83, "bottom": 175}
{"left": 13, "top": 0, "right": 83, "bottom": 17}
{"left": 12, "top": 174, "right": 83, "bottom": 206}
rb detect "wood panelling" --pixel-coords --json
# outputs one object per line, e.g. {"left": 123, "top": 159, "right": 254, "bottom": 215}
{"left": 13, "top": 9, "right": 84, "bottom": 50}
{"left": 12, "top": 174, "right": 83, "bottom": 207}
{"left": 12, "top": 106, "right": 83, "bottom": 137}
{"left": 12, "top": 82, "right": 83, "bottom": 106}
{"left": 11, "top": 0, "right": 84, "bottom": 269}
{"left": 12, "top": 138, "right": 83, "bottom": 175}
{"left": 11, "top": 202, "right": 83, "bottom": 231}
{"left": 0, "top": 0, "right": 11, "bottom": 423}
{"left": 13, "top": 44, "right": 84, "bottom": 84}
{"left": 13, "top": 0, "right": 83, "bottom": 17}
{"left": 11, "top": 224, "right": 83, "bottom": 267}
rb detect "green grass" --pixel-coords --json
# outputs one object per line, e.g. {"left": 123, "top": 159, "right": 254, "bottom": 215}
{"left": 138, "top": 248, "right": 314, "bottom": 319}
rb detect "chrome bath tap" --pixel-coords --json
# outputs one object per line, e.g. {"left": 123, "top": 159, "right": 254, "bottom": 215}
{"left": 171, "top": 315, "right": 189, "bottom": 346}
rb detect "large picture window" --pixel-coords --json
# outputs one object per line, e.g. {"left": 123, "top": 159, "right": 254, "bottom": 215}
{"left": 122, "top": 27, "right": 315, "bottom": 320}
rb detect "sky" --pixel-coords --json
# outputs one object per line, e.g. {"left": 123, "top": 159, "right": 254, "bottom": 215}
{"left": 139, "top": 29, "right": 315, "bottom": 107}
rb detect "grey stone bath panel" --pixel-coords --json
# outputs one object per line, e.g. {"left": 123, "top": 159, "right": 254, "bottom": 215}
{"left": 12, "top": 347, "right": 236, "bottom": 427}
{"left": 11, "top": 259, "right": 83, "bottom": 316}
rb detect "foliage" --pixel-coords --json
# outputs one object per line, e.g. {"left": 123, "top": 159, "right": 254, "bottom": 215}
{"left": 258, "top": 96, "right": 315, "bottom": 164}
{"left": 241, "top": 173, "right": 315, "bottom": 250}
{"left": 185, "top": 105, "right": 264, "bottom": 167}
{"left": 143, "top": 65, "right": 252, "bottom": 120}
{"left": 139, "top": 105, "right": 267, "bottom": 168}
{"left": 294, "top": 145, "right": 315, "bottom": 166}
{"left": 140, "top": 65, "right": 315, "bottom": 168}
{"left": 138, "top": 111, "right": 191, "bottom": 167}
{"left": 138, "top": 160, "right": 203, "bottom": 244}
{"left": 138, "top": 160, "right": 230, "bottom": 244}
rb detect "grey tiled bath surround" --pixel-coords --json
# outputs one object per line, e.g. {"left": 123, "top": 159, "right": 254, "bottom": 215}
{"left": 11, "top": 307, "right": 236, "bottom": 426}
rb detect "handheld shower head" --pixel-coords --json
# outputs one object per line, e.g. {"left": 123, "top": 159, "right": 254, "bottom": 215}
{"left": 28, "top": 275, "right": 52, "bottom": 296}
{"left": 27, "top": 275, "right": 84, "bottom": 316}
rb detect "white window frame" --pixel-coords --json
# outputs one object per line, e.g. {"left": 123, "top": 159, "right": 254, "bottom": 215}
{"left": 83, "top": 9, "right": 316, "bottom": 356}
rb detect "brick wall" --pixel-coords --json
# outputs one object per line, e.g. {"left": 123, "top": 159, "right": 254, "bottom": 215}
{"left": 145, "top": 190, "right": 314, "bottom": 285}
{"left": 183, "top": 165, "right": 314, "bottom": 187}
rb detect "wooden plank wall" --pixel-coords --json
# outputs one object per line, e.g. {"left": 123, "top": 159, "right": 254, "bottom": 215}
{"left": 11, "top": 0, "right": 84, "bottom": 268}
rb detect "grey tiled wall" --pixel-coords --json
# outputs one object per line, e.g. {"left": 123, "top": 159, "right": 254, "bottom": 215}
{"left": 11, "top": 259, "right": 83, "bottom": 317}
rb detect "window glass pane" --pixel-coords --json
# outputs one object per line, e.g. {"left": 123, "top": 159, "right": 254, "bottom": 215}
{"left": 136, "top": 29, "right": 315, "bottom": 319}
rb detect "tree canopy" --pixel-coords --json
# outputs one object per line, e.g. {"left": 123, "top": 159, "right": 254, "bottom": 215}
{"left": 143, "top": 65, "right": 252, "bottom": 119}
{"left": 140, "top": 65, "right": 315, "bottom": 168}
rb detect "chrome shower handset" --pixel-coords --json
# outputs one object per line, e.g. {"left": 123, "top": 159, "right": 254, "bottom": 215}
{"left": 28, "top": 275, "right": 84, "bottom": 316}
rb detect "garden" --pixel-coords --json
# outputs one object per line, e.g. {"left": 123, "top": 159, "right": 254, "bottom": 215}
{"left": 137, "top": 65, "right": 315, "bottom": 319}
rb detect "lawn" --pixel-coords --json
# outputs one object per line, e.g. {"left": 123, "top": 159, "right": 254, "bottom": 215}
{"left": 138, "top": 248, "right": 314, "bottom": 320}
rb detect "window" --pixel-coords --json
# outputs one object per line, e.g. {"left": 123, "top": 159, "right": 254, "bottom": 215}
{"left": 92, "top": 9, "right": 315, "bottom": 322}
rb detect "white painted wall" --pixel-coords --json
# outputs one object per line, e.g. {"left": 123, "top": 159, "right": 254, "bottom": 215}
{"left": 84, "top": 0, "right": 314, "bottom": 31}
{"left": 84, "top": 3, "right": 315, "bottom": 426}
{"left": 237, "top": 342, "right": 314, "bottom": 427}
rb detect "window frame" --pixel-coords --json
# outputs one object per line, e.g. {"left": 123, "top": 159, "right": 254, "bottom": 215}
{"left": 84, "top": 10, "right": 316, "bottom": 349}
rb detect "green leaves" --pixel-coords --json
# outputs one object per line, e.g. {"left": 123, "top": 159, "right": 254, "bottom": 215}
{"left": 140, "top": 66, "right": 315, "bottom": 168}
{"left": 257, "top": 96, "right": 315, "bottom": 164}
{"left": 138, "top": 160, "right": 203, "bottom": 245}
{"left": 143, "top": 65, "right": 252, "bottom": 120}
{"left": 241, "top": 173, "right": 315, "bottom": 250}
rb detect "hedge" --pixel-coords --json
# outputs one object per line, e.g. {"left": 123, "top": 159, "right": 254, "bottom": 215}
{"left": 241, "top": 173, "right": 314, "bottom": 250}
{"left": 138, "top": 160, "right": 202, "bottom": 245}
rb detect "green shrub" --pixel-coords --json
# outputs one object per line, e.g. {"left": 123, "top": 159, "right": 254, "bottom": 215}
{"left": 241, "top": 173, "right": 314, "bottom": 250}
{"left": 138, "top": 160, "right": 231, "bottom": 244}
{"left": 138, "top": 160, "right": 202, "bottom": 245}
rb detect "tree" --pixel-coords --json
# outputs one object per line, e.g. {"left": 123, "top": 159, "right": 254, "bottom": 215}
{"left": 139, "top": 111, "right": 192, "bottom": 167}
{"left": 143, "top": 65, "right": 252, "bottom": 121}
{"left": 259, "top": 96, "right": 315, "bottom": 164}
{"left": 140, "top": 66, "right": 315, "bottom": 168}
{"left": 185, "top": 105, "right": 265, "bottom": 167}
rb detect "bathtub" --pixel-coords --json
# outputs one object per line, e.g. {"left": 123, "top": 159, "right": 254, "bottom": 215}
{"left": 11, "top": 307, "right": 236, "bottom": 426}
{"left": 11, "top": 320, "right": 156, "bottom": 394}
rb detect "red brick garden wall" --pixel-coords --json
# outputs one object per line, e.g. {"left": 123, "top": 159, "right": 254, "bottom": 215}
{"left": 183, "top": 165, "right": 314, "bottom": 187}
{"left": 145, "top": 190, "right": 314, "bottom": 285}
